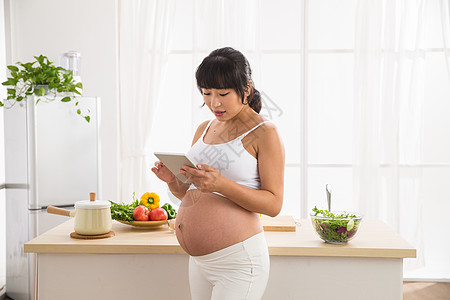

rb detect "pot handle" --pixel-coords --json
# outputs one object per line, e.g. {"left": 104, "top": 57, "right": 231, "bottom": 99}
{"left": 47, "top": 205, "right": 73, "bottom": 217}
{"left": 90, "top": 192, "right": 96, "bottom": 202}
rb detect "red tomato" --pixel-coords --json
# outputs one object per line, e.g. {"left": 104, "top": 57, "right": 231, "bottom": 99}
{"left": 149, "top": 208, "right": 168, "bottom": 221}
{"left": 133, "top": 205, "right": 150, "bottom": 221}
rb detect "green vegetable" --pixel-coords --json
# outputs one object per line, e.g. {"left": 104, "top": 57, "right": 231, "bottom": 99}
{"left": 161, "top": 203, "right": 177, "bottom": 219}
{"left": 312, "top": 206, "right": 357, "bottom": 219}
{"left": 110, "top": 193, "right": 139, "bottom": 222}
{"left": 311, "top": 206, "right": 361, "bottom": 244}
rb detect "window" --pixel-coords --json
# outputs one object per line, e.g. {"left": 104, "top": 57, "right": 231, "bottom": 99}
{"left": 151, "top": 0, "right": 450, "bottom": 280}
{"left": 153, "top": 0, "right": 358, "bottom": 218}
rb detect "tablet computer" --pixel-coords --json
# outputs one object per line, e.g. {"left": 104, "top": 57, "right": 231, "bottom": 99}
{"left": 154, "top": 152, "right": 198, "bottom": 183}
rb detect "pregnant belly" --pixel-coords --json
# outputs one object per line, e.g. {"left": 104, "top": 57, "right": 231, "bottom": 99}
{"left": 175, "top": 190, "right": 263, "bottom": 256}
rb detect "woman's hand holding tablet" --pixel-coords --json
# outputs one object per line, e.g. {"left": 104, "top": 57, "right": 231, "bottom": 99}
{"left": 154, "top": 152, "right": 198, "bottom": 183}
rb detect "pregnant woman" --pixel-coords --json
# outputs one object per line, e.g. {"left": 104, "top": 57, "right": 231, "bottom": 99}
{"left": 152, "top": 47, "right": 285, "bottom": 300}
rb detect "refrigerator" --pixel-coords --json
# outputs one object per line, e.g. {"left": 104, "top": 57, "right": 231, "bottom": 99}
{"left": 3, "top": 96, "right": 101, "bottom": 300}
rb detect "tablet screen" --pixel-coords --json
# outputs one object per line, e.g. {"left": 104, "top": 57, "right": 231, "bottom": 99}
{"left": 154, "top": 152, "right": 197, "bottom": 183}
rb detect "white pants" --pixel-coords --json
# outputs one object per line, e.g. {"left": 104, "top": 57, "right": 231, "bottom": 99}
{"left": 189, "top": 232, "right": 270, "bottom": 300}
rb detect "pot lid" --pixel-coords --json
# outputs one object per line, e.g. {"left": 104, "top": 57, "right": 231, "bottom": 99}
{"left": 75, "top": 199, "right": 110, "bottom": 209}
{"left": 74, "top": 192, "right": 110, "bottom": 209}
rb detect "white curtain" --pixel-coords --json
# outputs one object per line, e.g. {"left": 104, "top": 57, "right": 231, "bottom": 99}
{"left": 144, "top": 0, "right": 262, "bottom": 206}
{"left": 441, "top": 0, "right": 450, "bottom": 77}
{"left": 192, "top": 0, "right": 260, "bottom": 50}
{"left": 354, "top": 0, "right": 428, "bottom": 271}
{"left": 191, "top": 0, "right": 262, "bottom": 125}
{"left": 118, "top": 0, "right": 174, "bottom": 203}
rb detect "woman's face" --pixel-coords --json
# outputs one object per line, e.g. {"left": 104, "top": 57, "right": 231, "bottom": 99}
{"left": 201, "top": 87, "right": 250, "bottom": 121}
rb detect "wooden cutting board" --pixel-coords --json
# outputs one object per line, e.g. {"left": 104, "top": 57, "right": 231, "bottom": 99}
{"left": 70, "top": 231, "right": 115, "bottom": 239}
{"left": 261, "top": 215, "right": 296, "bottom": 232}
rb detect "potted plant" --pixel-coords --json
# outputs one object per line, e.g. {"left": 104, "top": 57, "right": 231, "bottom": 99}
{"left": 1, "top": 54, "right": 90, "bottom": 122}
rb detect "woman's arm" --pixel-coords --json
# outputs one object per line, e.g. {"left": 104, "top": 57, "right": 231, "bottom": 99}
{"left": 181, "top": 123, "right": 285, "bottom": 217}
{"left": 167, "top": 176, "right": 190, "bottom": 200}
{"left": 151, "top": 161, "right": 189, "bottom": 200}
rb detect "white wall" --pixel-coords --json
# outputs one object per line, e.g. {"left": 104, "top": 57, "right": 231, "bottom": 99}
{"left": 5, "top": 0, "right": 119, "bottom": 201}
{"left": 0, "top": 0, "right": 7, "bottom": 291}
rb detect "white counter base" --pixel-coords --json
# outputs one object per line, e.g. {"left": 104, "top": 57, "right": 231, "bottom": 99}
{"left": 37, "top": 253, "right": 402, "bottom": 300}
{"left": 27, "top": 219, "right": 414, "bottom": 299}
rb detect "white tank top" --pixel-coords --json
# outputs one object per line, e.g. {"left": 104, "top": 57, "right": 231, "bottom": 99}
{"left": 186, "top": 119, "right": 271, "bottom": 192}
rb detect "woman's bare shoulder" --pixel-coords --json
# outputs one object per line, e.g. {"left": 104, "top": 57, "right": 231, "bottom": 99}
{"left": 195, "top": 120, "right": 211, "bottom": 135}
{"left": 254, "top": 120, "right": 283, "bottom": 150}
{"left": 256, "top": 119, "right": 279, "bottom": 137}
{"left": 191, "top": 120, "right": 211, "bottom": 146}
{"left": 261, "top": 119, "right": 277, "bottom": 129}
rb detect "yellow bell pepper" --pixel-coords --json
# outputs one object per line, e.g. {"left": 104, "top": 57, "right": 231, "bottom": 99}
{"left": 140, "top": 192, "right": 160, "bottom": 210}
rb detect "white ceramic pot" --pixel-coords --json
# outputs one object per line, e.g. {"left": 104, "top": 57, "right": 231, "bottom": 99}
{"left": 47, "top": 193, "right": 112, "bottom": 235}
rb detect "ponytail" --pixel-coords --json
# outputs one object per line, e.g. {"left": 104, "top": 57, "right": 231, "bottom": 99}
{"left": 247, "top": 87, "right": 262, "bottom": 114}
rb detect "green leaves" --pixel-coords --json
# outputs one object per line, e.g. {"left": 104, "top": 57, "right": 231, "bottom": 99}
{"left": 7, "top": 88, "right": 16, "bottom": 97}
{"left": 7, "top": 65, "right": 19, "bottom": 72}
{"left": 2, "top": 54, "right": 88, "bottom": 122}
{"left": 109, "top": 199, "right": 140, "bottom": 222}
{"left": 34, "top": 54, "right": 47, "bottom": 67}
{"left": 2, "top": 78, "right": 18, "bottom": 86}
{"left": 36, "top": 87, "right": 46, "bottom": 96}
{"left": 20, "top": 62, "right": 34, "bottom": 71}
{"left": 311, "top": 206, "right": 356, "bottom": 219}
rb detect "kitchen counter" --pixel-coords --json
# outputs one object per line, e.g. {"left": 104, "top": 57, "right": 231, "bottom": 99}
{"left": 25, "top": 218, "right": 416, "bottom": 300}
{"left": 25, "top": 218, "right": 415, "bottom": 257}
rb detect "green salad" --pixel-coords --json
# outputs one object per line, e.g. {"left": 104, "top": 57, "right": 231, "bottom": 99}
{"left": 311, "top": 206, "right": 362, "bottom": 244}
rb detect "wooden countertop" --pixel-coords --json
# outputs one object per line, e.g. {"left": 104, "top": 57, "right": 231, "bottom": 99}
{"left": 24, "top": 218, "right": 416, "bottom": 258}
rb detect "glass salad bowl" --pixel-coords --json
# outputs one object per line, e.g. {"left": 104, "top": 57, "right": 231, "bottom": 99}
{"left": 310, "top": 207, "right": 363, "bottom": 244}
{"left": 167, "top": 219, "right": 176, "bottom": 234}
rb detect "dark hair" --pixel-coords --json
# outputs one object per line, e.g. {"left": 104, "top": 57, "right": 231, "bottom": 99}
{"left": 195, "top": 47, "right": 262, "bottom": 114}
